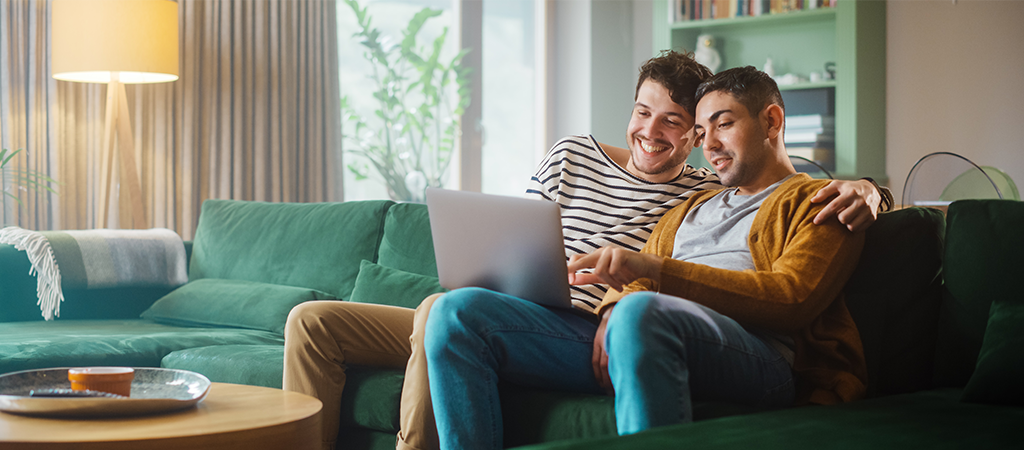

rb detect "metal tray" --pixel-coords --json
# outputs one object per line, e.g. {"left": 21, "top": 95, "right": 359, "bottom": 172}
{"left": 0, "top": 367, "right": 210, "bottom": 418}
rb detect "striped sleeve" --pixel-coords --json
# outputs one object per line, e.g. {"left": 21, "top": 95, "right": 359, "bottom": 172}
{"left": 527, "top": 135, "right": 723, "bottom": 312}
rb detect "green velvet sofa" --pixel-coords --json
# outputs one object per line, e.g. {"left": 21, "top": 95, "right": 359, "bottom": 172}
{"left": 1, "top": 198, "right": 1020, "bottom": 449}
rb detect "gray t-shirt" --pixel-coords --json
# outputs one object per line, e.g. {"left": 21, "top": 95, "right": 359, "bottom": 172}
{"left": 671, "top": 174, "right": 797, "bottom": 365}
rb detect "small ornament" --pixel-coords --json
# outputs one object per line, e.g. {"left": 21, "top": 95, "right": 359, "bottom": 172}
{"left": 694, "top": 34, "right": 721, "bottom": 74}
{"left": 763, "top": 57, "right": 775, "bottom": 78}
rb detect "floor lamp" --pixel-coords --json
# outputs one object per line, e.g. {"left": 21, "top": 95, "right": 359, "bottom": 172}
{"left": 51, "top": 0, "right": 179, "bottom": 229}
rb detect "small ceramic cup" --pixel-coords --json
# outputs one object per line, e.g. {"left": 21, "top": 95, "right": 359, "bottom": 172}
{"left": 68, "top": 367, "right": 135, "bottom": 397}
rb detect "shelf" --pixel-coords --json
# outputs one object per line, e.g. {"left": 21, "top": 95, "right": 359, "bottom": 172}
{"left": 653, "top": 0, "right": 886, "bottom": 183}
{"left": 670, "top": 8, "right": 836, "bottom": 31}
{"left": 778, "top": 81, "right": 836, "bottom": 91}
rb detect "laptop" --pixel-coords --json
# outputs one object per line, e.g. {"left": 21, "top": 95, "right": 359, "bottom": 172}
{"left": 425, "top": 188, "right": 574, "bottom": 309}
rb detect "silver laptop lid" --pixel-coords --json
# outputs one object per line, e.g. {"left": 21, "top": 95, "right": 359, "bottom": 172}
{"left": 425, "top": 188, "right": 573, "bottom": 309}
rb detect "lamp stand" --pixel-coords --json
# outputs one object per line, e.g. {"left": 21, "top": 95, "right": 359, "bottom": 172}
{"left": 98, "top": 75, "right": 147, "bottom": 229}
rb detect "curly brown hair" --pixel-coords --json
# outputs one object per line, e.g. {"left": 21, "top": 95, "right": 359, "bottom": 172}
{"left": 635, "top": 50, "right": 714, "bottom": 117}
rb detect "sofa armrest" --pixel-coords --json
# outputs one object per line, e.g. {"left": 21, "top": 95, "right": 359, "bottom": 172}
{"left": 0, "top": 242, "right": 186, "bottom": 323}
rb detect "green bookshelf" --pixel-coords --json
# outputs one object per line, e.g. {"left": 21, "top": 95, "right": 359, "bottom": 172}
{"left": 653, "top": 1, "right": 887, "bottom": 183}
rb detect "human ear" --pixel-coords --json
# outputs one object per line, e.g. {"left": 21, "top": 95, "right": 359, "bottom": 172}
{"left": 762, "top": 104, "right": 785, "bottom": 140}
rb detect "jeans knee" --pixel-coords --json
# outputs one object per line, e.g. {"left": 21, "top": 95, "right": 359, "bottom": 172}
{"left": 607, "top": 292, "right": 663, "bottom": 333}
{"left": 423, "top": 288, "right": 494, "bottom": 355}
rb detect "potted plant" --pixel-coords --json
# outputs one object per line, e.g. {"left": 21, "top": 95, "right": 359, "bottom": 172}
{"left": 1, "top": 148, "right": 59, "bottom": 225}
{"left": 341, "top": 0, "right": 471, "bottom": 202}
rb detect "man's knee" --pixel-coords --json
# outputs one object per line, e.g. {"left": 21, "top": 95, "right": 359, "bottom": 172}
{"left": 607, "top": 293, "right": 724, "bottom": 349}
{"left": 422, "top": 288, "right": 501, "bottom": 353}
{"left": 414, "top": 292, "right": 446, "bottom": 327}
{"left": 606, "top": 292, "right": 664, "bottom": 333}
{"left": 285, "top": 300, "right": 333, "bottom": 339}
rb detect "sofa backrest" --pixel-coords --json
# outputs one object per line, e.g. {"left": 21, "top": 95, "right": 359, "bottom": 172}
{"left": 932, "top": 199, "right": 1024, "bottom": 388}
{"left": 0, "top": 243, "right": 193, "bottom": 323}
{"left": 377, "top": 203, "right": 437, "bottom": 277}
{"left": 189, "top": 199, "right": 393, "bottom": 299}
{"left": 843, "top": 206, "right": 945, "bottom": 397}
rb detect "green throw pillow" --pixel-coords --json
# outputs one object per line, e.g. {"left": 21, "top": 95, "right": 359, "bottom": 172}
{"left": 961, "top": 300, "right": 1024, "bottom": 405}
{"left": 349, "top": 260, "right": 446, "bottom": 309}
{"left": 141, "top": 278, "right": 335, "bottom": 334}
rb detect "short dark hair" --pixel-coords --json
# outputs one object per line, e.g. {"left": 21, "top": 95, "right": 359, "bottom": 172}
{"left": 635, "top": 50, "right": 713, "bottom": 117}
{"left": 694, "top": 66, "right": 785, "bottom": 118}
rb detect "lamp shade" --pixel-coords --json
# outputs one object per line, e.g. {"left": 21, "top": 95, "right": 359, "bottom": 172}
{"left": 52, "top": 0, "right": 179, "bottom": 84}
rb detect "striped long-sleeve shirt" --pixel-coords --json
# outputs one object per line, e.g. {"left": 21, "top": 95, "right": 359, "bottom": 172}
{"left": 525, "top": 135, "right": 722, "bottom": 312}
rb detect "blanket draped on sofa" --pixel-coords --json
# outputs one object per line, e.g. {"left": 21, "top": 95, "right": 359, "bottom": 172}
{"left": 0, "top": 227, "right": 187, "bottom": 320}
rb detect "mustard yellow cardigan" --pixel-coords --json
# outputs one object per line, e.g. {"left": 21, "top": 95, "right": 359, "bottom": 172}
{"left": 599, "top": 174, "right": 868, "bottom": 405}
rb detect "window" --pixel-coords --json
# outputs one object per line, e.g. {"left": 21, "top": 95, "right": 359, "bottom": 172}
{"left": 479, "top": 0, "right": 537, "bottom": 196}
{"left": 339, "top": 0, "right": 542, "bottom": 201}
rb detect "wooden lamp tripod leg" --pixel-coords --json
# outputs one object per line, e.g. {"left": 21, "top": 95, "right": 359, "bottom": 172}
{"left": 98, "top": 76, "right": 148, "bottom": 229}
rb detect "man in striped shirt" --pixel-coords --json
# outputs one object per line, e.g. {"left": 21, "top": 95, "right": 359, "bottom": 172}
{"left": 410, "top": 52, "right": 887, "bottom": 450}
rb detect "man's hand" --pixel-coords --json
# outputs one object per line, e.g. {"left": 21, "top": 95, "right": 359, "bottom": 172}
{"left": 567, "top": 247, "right": 663, "bottom": 292}
{"left": 592, "top": 306, "right": 614, "bottom": 394}
{"left": 810, "top": 179, "right": 881, "bottom": 232}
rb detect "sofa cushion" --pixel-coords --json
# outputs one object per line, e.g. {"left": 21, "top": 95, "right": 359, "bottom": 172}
{"left": 140, "top": 278, "right": 334, "bottom": 334}
{"left": 333, "top": 366, "right": 767, "bottom": 442}
{"left": 499, "top": 383, "right": 768, "bottom": 448}
{"left": 377, "top": 203, "right": 437, "bottom": 277}
{"left": 189, "top": 199, "right": 392, "bottom": 299}
{"left": 337, "top": 428, "right": 399, "bottom": 450}
{"left": 961, "top": 300, "right": 1024, "bottom": 405}
{"left": 0, "top": 320, "right": 283, "bottom": 374}
{"left": 349, "top": 260, "right": 445, "bottom": 309}
{"left": 934, "top": 199, "right": 1024, "bottom": 387}
{"left": 514, "top": 389, "right": 1024, "bottom": 450}
{"left": 339, "top": 367, "right": 405, "bottom": 432}
{"left": 161, "top": 344, "right": 285, "bottom": 389}
{"left": 842, "top": 207, "right": 944, "bottom": 397}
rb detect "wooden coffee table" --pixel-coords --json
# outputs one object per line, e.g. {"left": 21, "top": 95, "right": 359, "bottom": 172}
{"left": 0, "top": 382, "right": 322, "bottom": 450}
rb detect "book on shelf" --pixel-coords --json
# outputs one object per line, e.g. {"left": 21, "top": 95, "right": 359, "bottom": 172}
{"left": 787, "top": 147, "right": 833, "bottom": 164}
{"left": 785, "top": 130, "right": 831, "bottom": 145}
{"left": 784, "top": 113, "right": 834, "bottom": 168}
{"left": 788, "top": 145, "right": 834, "bottom": 174}
{"left": 786, "top": 114, "right": 834, "bottom": 129}
{"left": 672, "top": 0, "right": 833, "bottom": 22}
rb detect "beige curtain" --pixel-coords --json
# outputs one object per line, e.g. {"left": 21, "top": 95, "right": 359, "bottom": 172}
{"left": 1, "top": 0, "right": 342, "bottom": 239}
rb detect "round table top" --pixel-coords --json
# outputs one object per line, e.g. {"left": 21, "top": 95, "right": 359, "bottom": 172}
{"left": 0, "top": 382, "right": 322, "bottom": 450}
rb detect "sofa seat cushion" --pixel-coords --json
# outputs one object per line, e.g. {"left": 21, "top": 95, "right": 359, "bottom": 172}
{"left": 339, "top": 367, "right": 405, "bottom": 432}
{"left": 512, "top": 389, "right": 1024, "bottom": 450}
{"left": 161, "top": 344, "right": 285, "bottom": 389}
{"left": 0, "top": 320, "right": 283, "bottom": 374}
{"left": 336, "top": 367, "right": 767, "bottom": 442}
{"left": 500, "top": 383, "right": 768, "bottom": 448}
{"left": 189, "top": 199, "right": 393, "bottom": 299}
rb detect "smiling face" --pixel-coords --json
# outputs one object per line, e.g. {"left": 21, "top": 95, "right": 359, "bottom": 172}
{"left": 693, "top": 90, "right": 780, "bottom": 195}
{"left": 624, "top": 80, "right": 695, "bottom": 183}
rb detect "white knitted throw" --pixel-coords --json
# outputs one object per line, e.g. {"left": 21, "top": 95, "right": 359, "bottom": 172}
{"left": 0, "top": 226, "right": 63, "bottom": 320}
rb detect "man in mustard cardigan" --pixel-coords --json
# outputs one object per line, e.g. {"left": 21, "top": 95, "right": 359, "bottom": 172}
{"left": 565, "top": 65, "right": 867, "bottom": 433}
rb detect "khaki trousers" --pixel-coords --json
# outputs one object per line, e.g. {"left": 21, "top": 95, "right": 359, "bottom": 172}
{"left": 283, "top": 295, "right": 443, "bottom": 450}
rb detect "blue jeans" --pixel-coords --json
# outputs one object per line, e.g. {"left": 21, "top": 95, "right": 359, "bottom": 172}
{"left": 423, "top": 288, "right": 794, "bottom": 449}
{"left": 607, "top": 292, "right": 795, "bottom": 434}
